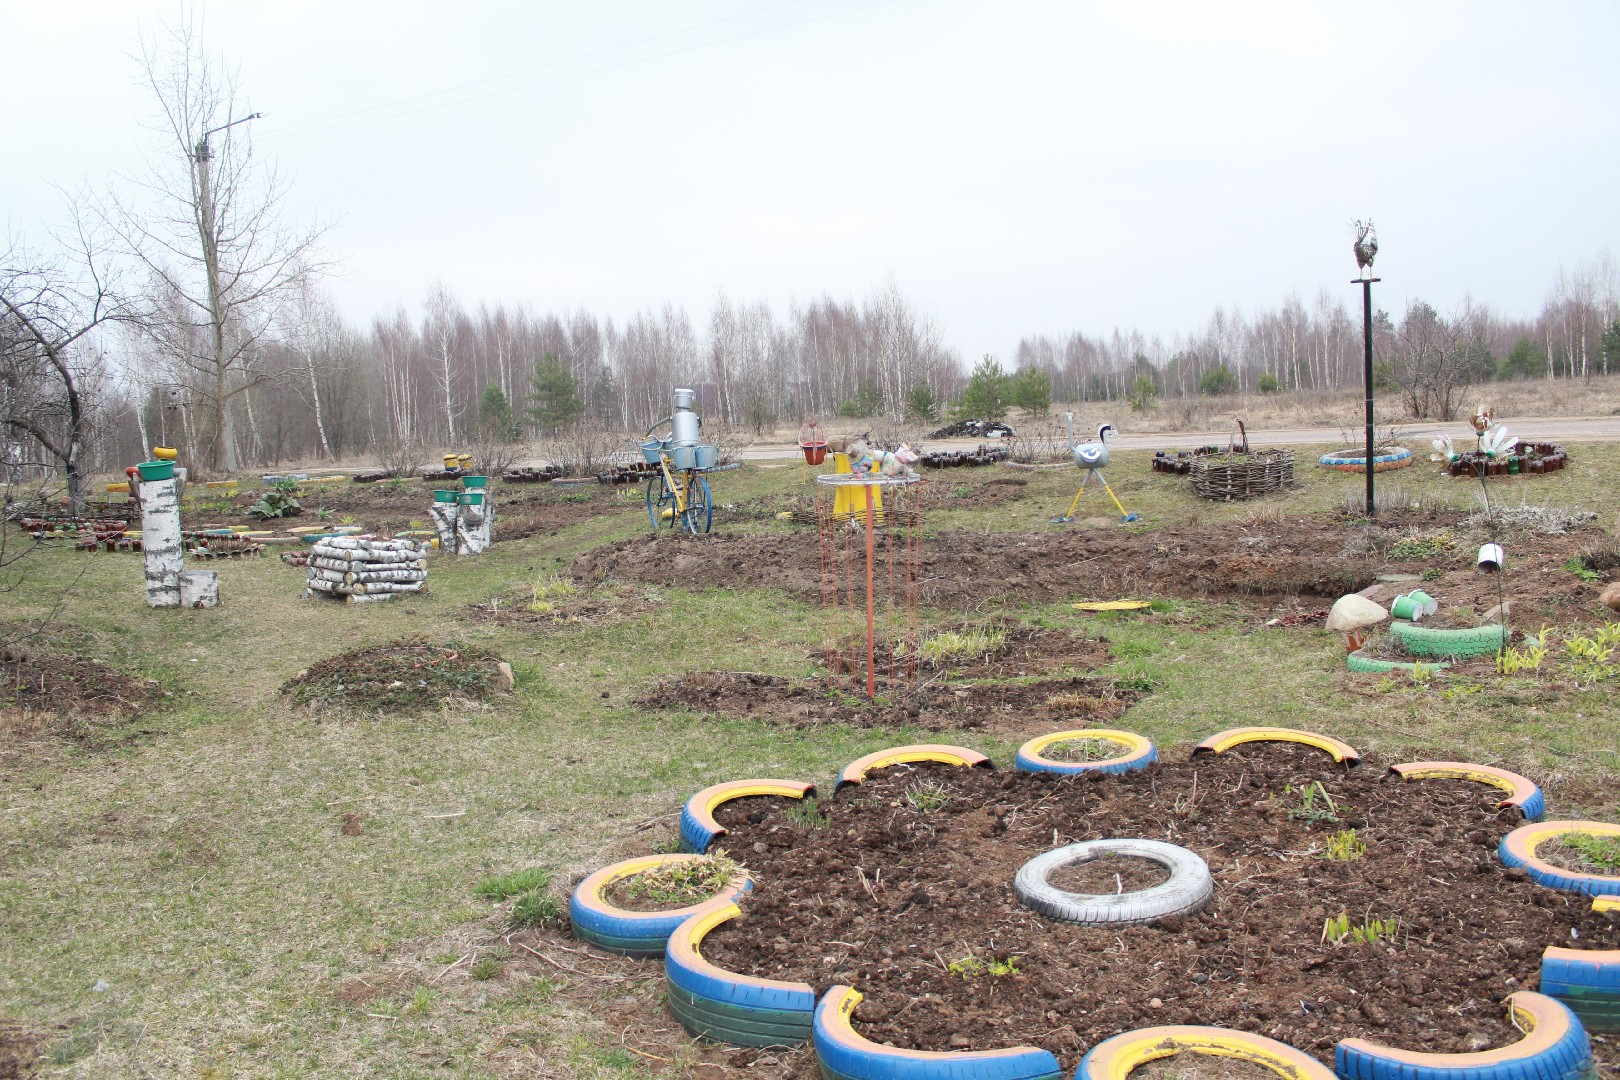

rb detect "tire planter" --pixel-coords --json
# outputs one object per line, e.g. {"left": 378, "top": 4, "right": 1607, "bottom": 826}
{"left": 836, "top": 744, "right": 992, "bottom": 791}
{"left": 1192, "top": 727, "right": 1361, "bottom": 766}
{"left": 812, "top": 984, "right": 1062, "bottom": 1080}
{"left": 1334, "top": 991, "right": 1593, "bottom": 1080}
{"left": 1386, "top": 761, "right": 1545, "bottom": 821}
{"left": 570, "top": 854, "right": 752, "bottom": 957}
{"left": 1013, "top": 839, "right": 1213, "bottom": 926}
{"left": 1076, "top": 1024, "right": 1335, "bottom": 1080}
{"left": 664, "top": 901, "right": 816, "bottom": 1048}
{"left": 1387, "top": 621, "right": 1508, "bottom": 660}
{"left": 1498, "top": 820, "right": 1620, "bottom": 897}
{"left": 1014, "top": 730, "right": 1157, "bottom": 776}
{"left": 1347, "top": 652, "right": 1450, "bottom": 675}
{"left": 680, "top": 779, "right": 818, "bottom": 854}
{"left": 1318, "top": 447, "right": 1414, "bottom": 473}
{"left": 1541, "top": 902, "right": 1620, "bottom": 1034}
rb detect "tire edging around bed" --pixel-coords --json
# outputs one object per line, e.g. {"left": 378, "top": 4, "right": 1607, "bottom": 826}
{"left": 812, "top": 984, "right": 1063, "bottom": 1080}
{"left": 1333, "top": 991, "right": 1592, "bottom": 1080}
{"left": 1191, "top": 727, "right": 1361, "bottom": 765}
{"left": 835, "top": 744, "right": 992, "bottom": 791}
{"left": 679, "top": 779, "right": 818, "bottom": 853}
{"left": 1498, "top": 820, "right": 1620, "bottom": 897}
{"left": 664, "top": 901, "right": 816, "bottom": 1048}
{"left": 1386, "top": 761, "right": 1545, "bottom": 821}
{"left": 1076, "top": 1024, "right": 1336, "bottom": 1080}
{"left": 570, "top": 854, "right": 753, "bottom": 957}
{"left": 1014, "top": 729, "right": 1157, "bottom": 776}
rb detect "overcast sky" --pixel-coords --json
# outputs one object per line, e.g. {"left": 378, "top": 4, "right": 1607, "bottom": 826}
{"left": 6, "top": 1, "right": 1617, "bottom": 360}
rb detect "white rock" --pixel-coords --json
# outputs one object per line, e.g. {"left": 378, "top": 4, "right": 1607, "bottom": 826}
{"left": 1326, "top": 594, "right": 1389, "bottom": 632}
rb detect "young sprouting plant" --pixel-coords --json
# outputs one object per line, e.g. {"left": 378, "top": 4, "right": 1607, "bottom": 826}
{"left": 1563, "top": 557, "right": 1602, "bottom": 583}
{"left": 469, "top": 956, "right": 502, "bottom": 980}
{"left": 1284, "top": 781, "right": 1339, "bottom": 826}
{"left": 1323, "top": 829, "right": 1367, "bottom": 861}
{"left": 1562, "top": 626, "right": 1619, "bottom": 685}
{"left": 1497, "top": 627, "right": 1551, "bottom": 676}
{"left": 339, "top": 514, "right": 357, "bottom": 526}
{"left": 904, "top": 777, "right": 955, "bottom": 813}
{"left": 1561, "top": 832, "right": 1620, "bottom": 872}
{"left": 625, "top": 851, "right": 741, "bottom": 907}
{"left": 509, "top": 889, "right": 563, "bottom": 929}
{"left": 947, "top": 953, "right": 1021, "bottom": 979}
{"left": 1322, "top": 912, "right": 1399, "bottom": 946}
{"left": 1041, "top": 738, "right": 1121, "bottom": 763}
{"left": 783, "top": 796, "right": 830, "bottom": 829}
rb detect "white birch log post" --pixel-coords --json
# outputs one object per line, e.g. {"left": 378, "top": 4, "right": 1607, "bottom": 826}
{"left": 455, "top": 496, "right": 493, "bottom": 555}
{"left": 179, "top": 569, "right": 220, "bottom": 608}
{"left": 429, "top": 502, "right": 459, "bottom": 554}
{"left": 139, "top": 477, "right": 183, "bottom": 607}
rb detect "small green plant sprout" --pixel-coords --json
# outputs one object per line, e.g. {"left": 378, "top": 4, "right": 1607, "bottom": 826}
{"left": 783, "top": 796, "right": 831, "bottom": 829}
{"left": 469, "top": 956, "right": 502, "bottom": 980}
{"left": 947, "top": 952, "right": 1022, "bottom": 979}
{"left": 920, "top": 626, "right": 1007, "bottom": 666}
{"left": 475, "top": 866, "right": 552, "bottom": 900}
{"left": 339, "top": 514, "right": 357, "bottom": 526}
{"left": 509, "top": 888, "right": 563, "bottom": 929}
{"left": 1390, "top": 531, "right": 1452, "bottom": 559}
{"left": 1497, "top": 625, "right": 1551, "bottom": 676}
{"left": 559, "top": 491, "right": 591, "bottom": 504}
{"left": 1042, "top": 738, "right": 1121, "bottom": 763}
{"left": 1321, "top": 912, "right": 1399, "bottom": 946}
{"left": 1563, "top": 557, "right": 1602, "bottom": 583}
{"left": 1284, "top": 781, "right": 1338, "bottom": 825}
{"left": 1420, "top": 566, "right": 1444, "bottom": 582}
{"left": 1408, "top": 661, "right": 1438, "bottom": 685}
{"left": 406, "top": 987, "right": 437, "bottom": 1015}
{"left": 1323, "top": 829, "right": 1367, "bottom": 861}
{"left": 903, "top": 777, "right": 955, "bottom": 813}
{"left": 625, "top": 851, "right": 741, "bottom": 907}
{"left": 1562, "top": 832, "right": 1620, "bottom": 872}
{"left": 316, "top": 505, "right": 334, "bottom": 522}
{"left": 530, "top": 574, "right": 577, "bottom": 612}
{"left": 1562, "top": 624, "right": 1620, "bottom": 685}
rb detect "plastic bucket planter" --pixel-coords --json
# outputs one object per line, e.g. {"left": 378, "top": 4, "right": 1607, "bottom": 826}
{"left": 460, "top": 474, "right": 488, "bottom": 490}
{"left": 136, "top": 460, "right": 175, "bottom": 482}
{"left": 432, "top": 490, "right": 458, "bottom": 504}
{"left": 1390, "top": 594, "right": 1426, "bottom": 621}
{"left": 458, "top": 491, "right": 485, "bottom": 506}
{"left": 801, "top": 441, "right": 828, "bottom": 465}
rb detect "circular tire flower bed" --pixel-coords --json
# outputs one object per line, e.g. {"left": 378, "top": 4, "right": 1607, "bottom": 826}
{"left": 1318, "top": 447, "right": 1415, "bottom": 473}
{"left": 571, "top": 733, "right": 1620, "bottom": 1077}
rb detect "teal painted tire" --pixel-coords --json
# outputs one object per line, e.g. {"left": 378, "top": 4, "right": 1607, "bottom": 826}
{"left": 813, "top": 985, "right": 1062, "bottom": 1079}
{"left": 1388, "top": 621, "right": 1508, "bottom": 659}
{"left": 1333, "top": 991, "right": 1592, "bottom": 1080}
{"left": 664, "top": 902, "right": 815, "bottom": 1048}
{"left": 570, "top": 854, "right": 751, "bottom": 957}
{"left": 1347, "top": 651, "right": 1450, "bottom": 674}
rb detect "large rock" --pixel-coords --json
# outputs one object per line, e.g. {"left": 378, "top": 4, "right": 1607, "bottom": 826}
{"left": 1601, "top": 581, "right": 1620, "bottom": 612}
{"left": 1326, "top": 593, "right": 1389, "bottom": 633}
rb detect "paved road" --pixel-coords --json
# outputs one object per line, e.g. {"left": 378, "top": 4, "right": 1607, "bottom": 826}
{"left": 736, "top": 414, "right": 1620, "bottom": 461}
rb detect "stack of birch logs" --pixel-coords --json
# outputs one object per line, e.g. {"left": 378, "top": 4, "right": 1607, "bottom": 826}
{"left": 304, "top": 536, "right": 428, "bottom": 603}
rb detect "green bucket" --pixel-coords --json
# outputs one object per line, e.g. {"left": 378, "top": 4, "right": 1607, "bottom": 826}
{"left": 432, "top": 489, "right": 458, "bottom": 504}
{"left": 136, "top": 460, "right": 175, "bottom": 482}
{"left": 461, "top": 474, "right": 488, "bottom": 490}
{"left": 457, "top": 491, "right": 485, "bottom": 506}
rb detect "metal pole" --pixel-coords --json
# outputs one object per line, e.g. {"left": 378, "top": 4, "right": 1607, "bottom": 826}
{"left": 863, "top": 483, "right": 876, "bottom": 700}
{"left": 1358, "top": 276, "right": 1380, "bottom": 516}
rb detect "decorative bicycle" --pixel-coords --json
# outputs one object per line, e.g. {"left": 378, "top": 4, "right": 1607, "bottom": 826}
{"left": 641, "top": 389, "right": 718, "bottom": 534}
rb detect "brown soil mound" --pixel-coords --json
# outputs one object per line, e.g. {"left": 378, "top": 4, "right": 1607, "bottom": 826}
{"left": 281, "top": 639, "right": 509, "bottom": 712}
{"left": 0, "top": 647, "right": 165, "bottom": 755}
{"left": 698, "top": 745, "right": 1619, "bottom": 1073}
{"left": 0, "top": 1019, "right": 45, "bottom": 1079}
{"left": 639, "top": 671, "right": 1140, "bottom": 732}
{"left": 461, "top": 584, "right": 656, "bottom": 629}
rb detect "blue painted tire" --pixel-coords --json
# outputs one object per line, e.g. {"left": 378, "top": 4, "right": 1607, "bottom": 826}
{"left": 1541, "top": 931, "right": 1620, "bottom": 1034}
{"left": 1076, "top": 1025, "right": 1335, "bottom": 1080}
{"left": 665, "top": 902, "right": 816, "bottom": 1048}
{"left": 1318, "top": 447, "right": 1414, "bottom": 472}
{"left": 813, "top": 984, "right": 1062, "bottom": 1079}
{"left": 679, "top": 779, "right": 817, "bottom": 854}
{"left": 1498, "top": 820, "right": 1620, "bottom": 897}
{"left": 1386, "top": 762, "right": 1545, "bottom": 822}
{"left": 1014, "top": 730, "right": 1156, "bottom": 776}
{"left": 570, "top": 854, "right": 751, "bottom": 957}
{"left": 1333, "top": 991, "right": 1592, "bottom": 1080}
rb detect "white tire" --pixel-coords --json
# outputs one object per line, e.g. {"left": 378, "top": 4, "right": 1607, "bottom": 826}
{"left": 1014, "top": 839, "right": 1213, "bottom": 926}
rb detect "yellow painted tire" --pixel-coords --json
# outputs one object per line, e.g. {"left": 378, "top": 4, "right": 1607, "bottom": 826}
{"left": 1015, "top": 729, "right": 1156, "bottom": 776}
{"left": 1498, "top": 820, "right": 1620, "bottom": 896}
{"left": 1078, "top": 1024, "right": 1334, "bottom": 1080}
{"left": 1192, "top": 727, "right": 1360, "bottom": 766}
{"left": 813, "top": 984, "right": 1062, "bottom": 1079}
{"left": 835, "top": 744, "right": 991, "bottom": 791}
{"left": 679, "top": 779, "right": 816, "bottom": 853}
{"left": 663, "top": 902, "right": 816, "bottom": 1048}
{"left": 1334, "top": 991, "right": 1593, "bottom": 1080}
{"left": 1386, "top": 761, "right": 1545, "bottom": 821}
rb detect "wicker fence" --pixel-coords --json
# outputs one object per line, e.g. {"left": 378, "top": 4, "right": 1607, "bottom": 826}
{"left": 1188, "top": 449, "right": 1295, "bottom": 501}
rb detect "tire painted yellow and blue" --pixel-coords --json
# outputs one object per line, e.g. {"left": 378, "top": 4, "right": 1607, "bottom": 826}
{"left": 570, "top": 854, "right": 751, "bottom": 957}
{"left": 1191, "top": 727, "right": 1361, "bottom": 766}
{"left": 836, "top": 744, "right": 992, "bottom": 791}
{"left": 1498, "top": 820, "right": 1620, "bottom": 897}
{"left": 1541, "top": 900, "right": 1620, "bottom": 1034}
{"left": 1333, "top": 991, "right": 1593, "bottom": 1080}
{"left": 813, "top": 985, "right": 1061, "bottom": 1079}
{"left": 1388, "top": 621, "right": 1509, "bottom": 660}
{"left": 680, "top": 779, "right": 818, "bottom": 853}
{"left": 1387, "top": 761, "right": 1545, "bottom": 821}
{"left": 1015, "top": 730, "right": 1156, "bottom": 776}
{"left": 664, "top": 901, "right": 816, "bottom": 1048}
{"left": 1076, "top": 1024, "right": 1335, "bottom": 1080}
{"left": 1318, "top": 447, "right": 1414, "bottom": 473}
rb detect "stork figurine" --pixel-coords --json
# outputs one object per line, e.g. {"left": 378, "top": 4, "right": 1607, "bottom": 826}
{"left": 1053, "top": 413, "right": 1138, "bottom": 524}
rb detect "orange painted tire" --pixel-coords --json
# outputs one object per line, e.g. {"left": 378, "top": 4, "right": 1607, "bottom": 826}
{"left": 1386, "top": 761, "right": 1545, "bottom": 821}
{"left": 663, "top": 902, "right": 815, "bottom": 1048}
{"left": 1191, "top": 727, "right": 1360, "bottom": 765}
{"left": 569, "top": 854, "right": 750, "bottom": 957}
{"left": 1498, "top": 820, "right": 1620, "bottom": 896}
{"left": 835, "top": 744, "right": 991, "bottom": 791}
{"left": 1334, "top": 991, "right": 1592, "bottom": 1080}
{"left": 679, "top": 779, "right": 816, "bottom": 854}
{"left": 1078, "top": 1024, "right": 1334, "bottom": 1080}
{"left": 813, "top": 984, "right": 1061, "bottom": 1079}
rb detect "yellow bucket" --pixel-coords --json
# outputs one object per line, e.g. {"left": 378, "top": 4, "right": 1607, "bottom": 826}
{"left": 152, "top": 446, "right": 178, "bottom": 460}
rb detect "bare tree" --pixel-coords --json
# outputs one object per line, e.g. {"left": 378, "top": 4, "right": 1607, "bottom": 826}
{"left": 103, "top": 10, "right": 329, "bottom": 472}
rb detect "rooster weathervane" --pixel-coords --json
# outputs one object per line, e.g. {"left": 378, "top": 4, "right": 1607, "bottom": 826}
{"left": 1352, "top": 219, "right": 1379, "bottom": 279}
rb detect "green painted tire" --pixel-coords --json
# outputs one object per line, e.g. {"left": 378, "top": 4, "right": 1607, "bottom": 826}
{"left": 1347, "top": 651, "right": 1450, "bottom": 674}
{"left": 1389, "top": 621, "right": 1508, "bottom": 659}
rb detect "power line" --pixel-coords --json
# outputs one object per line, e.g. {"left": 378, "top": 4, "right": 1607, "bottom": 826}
{"left": 263, "top": 0, "right": 902, "bottom": 142}
{"left": 265, "top": 0, "right": 810, "bottom": 139}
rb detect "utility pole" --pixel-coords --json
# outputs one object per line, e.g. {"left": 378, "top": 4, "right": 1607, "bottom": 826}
{"left": 194, "top": 112, "right": 260, "bottom": 472}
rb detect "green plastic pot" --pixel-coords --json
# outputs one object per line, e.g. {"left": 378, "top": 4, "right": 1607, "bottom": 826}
{"left": 457, "top": 491, "right": 485, "bottom": 506}
{"left": 432, "top": 490, "right": 457, "bottom": 504}
{"left": 136, "top": 460, "right": 175, "bottom": 482}
{"left": 461, "top": 474, "right": 488, "bottom": 489}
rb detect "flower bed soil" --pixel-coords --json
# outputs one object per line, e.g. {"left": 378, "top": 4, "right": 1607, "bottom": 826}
{"left": 280, "top": 639, "right": 509, "bottom": 712}
{"left": 0, "top": 647, "right": 166, "bottom": 766}
{"left": 696, "top": 744, "right": 1619, "bottom": 1076}
{"left": 639, "top": 672, "right": 1140, "bottom": 732}
{"left": 836, "top": 624, "right": 1112, "bottom": 680}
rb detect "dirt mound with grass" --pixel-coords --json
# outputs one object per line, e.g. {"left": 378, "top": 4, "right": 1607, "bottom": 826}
{"left": 699, "top": 744, "right": 1620, "bottom": 1074}
{"left": 281, "top": 640, "right": 510, "bottom": 712}
{"left": 639, "top": 671, "right": 1140, "bottom": 732}
{"left": 0, "top": 646, "right": 166, "bottom": 756}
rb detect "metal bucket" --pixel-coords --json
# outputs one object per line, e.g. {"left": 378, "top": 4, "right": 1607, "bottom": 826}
{"left": 1478, "top": 543, "right": 1504, "bottom": 572}
{"left": 672, "top": 445, "right": 698, "bottom": 471}
{"left": 640, "top": 438, "right": 668, "bottom": 464}
{"left": 693, "top": 444, "right": 718, "bottom": 470}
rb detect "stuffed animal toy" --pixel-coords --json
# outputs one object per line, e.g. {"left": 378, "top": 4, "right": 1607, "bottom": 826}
{"left": 845, "top": 438, "right": 918, "bottom": 478}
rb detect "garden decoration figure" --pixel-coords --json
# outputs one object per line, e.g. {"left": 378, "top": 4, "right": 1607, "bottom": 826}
{"left": 843, "top": 437, "right": 919, "bottom": 479}
{"left": 1055, "top": 414, "right": 1137, "bottom": 523}
{"left": 641, "top": 388, "right": 719, "bottom": 534}
{"left": 1470, "top": 403, "right": 1493, "bottom": 439}
{"left": 1352, "top": 219, "right": 1378, "bottom": 279}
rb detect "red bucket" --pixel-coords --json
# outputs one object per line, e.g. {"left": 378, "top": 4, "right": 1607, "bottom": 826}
{"left": 801, "top": 441, "right": 828, "bottom": 465}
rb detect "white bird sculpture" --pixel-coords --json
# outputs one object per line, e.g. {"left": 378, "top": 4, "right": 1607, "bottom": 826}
{"left": 1352, "top": 219, "right": 1378, "bottom": 279}
{"left": 1054, "top": 414, "right": 1138, "bottom": 523}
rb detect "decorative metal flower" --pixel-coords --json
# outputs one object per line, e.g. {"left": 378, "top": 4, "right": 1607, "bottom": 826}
{"left": 1430, "top": 435, "right": 1458, "bottom": 463}
{"left": 1479, "top": 424, "right": 1517, "bottom": 458}
{"left": 1470, "top": 405, "right": 1492, "bottom": 436}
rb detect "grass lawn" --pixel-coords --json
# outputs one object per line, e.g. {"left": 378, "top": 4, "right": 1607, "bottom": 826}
{"left": 2, "top": 442, "right": 1617, "bottom": 1077}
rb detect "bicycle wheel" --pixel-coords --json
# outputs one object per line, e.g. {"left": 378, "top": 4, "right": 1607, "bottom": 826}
{"left": 681, "top": 474, "right": 712, "bottom": 534}
{"left": 645, "top": 476, "right": 675, "bottom": 531}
